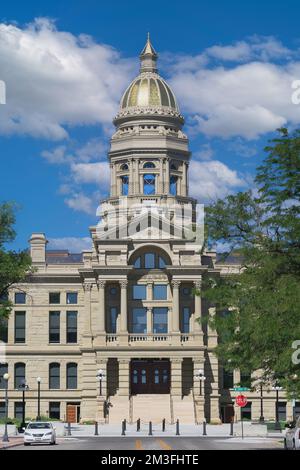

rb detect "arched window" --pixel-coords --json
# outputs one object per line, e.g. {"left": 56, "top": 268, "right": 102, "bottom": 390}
{"left": 170, "top": 176, "right": 178, "bottom": 195}
{"left": 132, "top": 252, "right": 168, "bottom": 269}
{"left": 49, "top": 363, "right": 60, "bottom": 389}
{"left": 170, "top": 163, "right": 177, "bottom": 170}
{"left": 14, "top": 362, "right": 25, "bottom": 389}
{"left": 143, "top": 162, "right": 155, "bottom": 169}
{"left": 133, "top": 257, "right": 141, "bottom": 268}
{"left": 143, "top": 174, "right": 155, "bottom": 195}
{"left": 66, "top": 363, "right": 78, "bottom": 389}
{"left": 121, "top": 176, "right": 129, "bottom": 195}
{"left": 0, "top": 363, "right": 8, "bottom": 389}
{"left": 120, "top": 163, "right": 129, "bottom": 171}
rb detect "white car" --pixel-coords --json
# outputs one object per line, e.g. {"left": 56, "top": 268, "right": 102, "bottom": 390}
{"left": 284, "top": 417, "right": 300, "bottom": 450}
{"left": 24, "top": 422, "right": 56, "bottom": 446}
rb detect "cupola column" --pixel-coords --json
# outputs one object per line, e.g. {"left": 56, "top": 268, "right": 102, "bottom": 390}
{"left": 165, "top": 158, "right": 170, "bottom": 194}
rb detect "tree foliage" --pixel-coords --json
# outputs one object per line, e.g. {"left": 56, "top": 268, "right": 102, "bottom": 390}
{"left": 204, "top": 128, "right": 300, "bottom": 396}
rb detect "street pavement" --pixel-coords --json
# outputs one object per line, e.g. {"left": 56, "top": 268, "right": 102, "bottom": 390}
{"left": 7, "top": 436, "right": 283, "bottom": 451}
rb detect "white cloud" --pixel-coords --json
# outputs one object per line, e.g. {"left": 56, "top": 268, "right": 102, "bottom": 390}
{"left": 41, "top": 138, "right": 106, "bottom": 164}
{"left": 0, "top": 18, "right": 134, "bottom": 139}
{"left": 193, "top": 143, "right": 214, "bottom": 161}
{"left": 189, "top": 160, "right": 247, "bottom": 202}
{"left": 64, "top": 193, "right": 95, "bottom": 215}
{"left": 48, "top": 236, "right": 92, "bottom": 252}
{"left": 70, "top": 162, "right": 110, "bottom": 187}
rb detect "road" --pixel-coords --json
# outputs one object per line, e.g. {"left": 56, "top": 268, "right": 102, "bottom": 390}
{"left": 8, "top": 436, "right": 283, "bottom": 451}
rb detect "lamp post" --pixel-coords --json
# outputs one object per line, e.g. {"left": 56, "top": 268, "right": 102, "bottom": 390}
{"left": 96, "top": 369, "right": 105, "bottom": 396}
{"left": 19, "top": 379, "right": 29, "bottom": 430}
{"left": 258, "top": 382, "right": 265, "bottom": 423}
{"left": 2, "top": 373, "right": 10, "bottom": 442}
{"left": 195, "top": 369, "right": 206, "bottom": 396}
{"left": 36, "top": 377, "right": 41, "bottom": 421}
{"left": 272, "top": 385, "right": 283, "bottom": 430}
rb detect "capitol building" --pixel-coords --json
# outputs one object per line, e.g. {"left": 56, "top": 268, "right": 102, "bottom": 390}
{"left": 0, "top": 36, "right": 294, "bottom": 425}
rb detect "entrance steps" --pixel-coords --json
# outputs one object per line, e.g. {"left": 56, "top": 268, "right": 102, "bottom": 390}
{"left": 107, "top": 395, "right": 130, "bottom": 424}
{"left": 172, "top": 395, "right": 196, "bottom": 424}
{"left": 132, "top": 394, "right": 172, "bottom": 424}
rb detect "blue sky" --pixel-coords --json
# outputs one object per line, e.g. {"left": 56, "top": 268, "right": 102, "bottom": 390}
{"left": 2, "top": 0, "right": 300, "bottom": 251}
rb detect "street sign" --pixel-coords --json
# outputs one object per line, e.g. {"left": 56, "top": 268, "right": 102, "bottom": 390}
{"left": 233, "top": 387, "right": 250, "bottom": 392}
{"left": 236, "top": 394, "right": 248, "bottom": 407}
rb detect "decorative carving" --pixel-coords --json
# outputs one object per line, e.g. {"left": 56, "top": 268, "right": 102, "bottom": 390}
{"left": 172, "top": 280, "right": 181, "bottom": 288}
{"left": 194, "top": 279, "right": 202, "bottom": 290}
{"left": 97, "top": 280, "right": 106, "bottom": 289}
{"left": 83, "top": 282, "right": 93, "bottom": 292}
{"left": 120, "top": 280, "right": 128, "bottom": 289}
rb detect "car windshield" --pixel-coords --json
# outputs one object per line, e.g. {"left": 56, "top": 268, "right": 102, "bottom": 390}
{"left": 28, "top": 423, "right": 51, "bottom": 429}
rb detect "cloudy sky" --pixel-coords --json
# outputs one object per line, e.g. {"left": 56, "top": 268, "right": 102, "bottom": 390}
{"left": 1, "top": 0, "right": 300, "bottom": 251}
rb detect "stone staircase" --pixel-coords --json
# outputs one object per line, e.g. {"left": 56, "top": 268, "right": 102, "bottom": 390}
{"left": 107, "top": 395, "right": 130, "bottom": 424}
{"left": 132, "top": 394, "right": 172, "bottom": 424}
{"left": 172, "top": 394, "right": 196, "bottom": 424}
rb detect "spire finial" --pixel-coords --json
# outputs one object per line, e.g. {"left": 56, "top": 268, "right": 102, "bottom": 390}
{"left": 140, "top": 33, "right": 158, "bottom": 72}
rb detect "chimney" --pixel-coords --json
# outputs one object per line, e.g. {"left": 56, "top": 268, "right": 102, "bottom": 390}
{"left": 29, "top": 233, "right": 48, "bottom": 264}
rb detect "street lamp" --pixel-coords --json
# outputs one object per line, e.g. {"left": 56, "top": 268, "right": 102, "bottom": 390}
{"left": 257, "top": 381, "right": 265, "bottom": 424}
{"left": 272, "top": 385, "right": 283, "bottom": 430}
{"left": 36, "top": 377, "right": 41, "bottom": 421}
{"left": 195, "top": 369, "right": 206, "bottom": 396}
{"left": 2, "top": 373, "right": 10, "bottom": 443}
{"left": 96, "top": 369, "right": 105, "bottom": 396}
{"left": 18, "top": 379, "right": 29, "bottom": 430}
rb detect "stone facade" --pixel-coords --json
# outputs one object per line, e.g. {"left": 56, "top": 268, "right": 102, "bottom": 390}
{"left": 0, "top": 37, "right": 295, "bottom": 425}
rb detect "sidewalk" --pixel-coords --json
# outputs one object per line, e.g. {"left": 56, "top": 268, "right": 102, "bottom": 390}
{"left": 0, "top": 437, "right": 24, "bottom": 450}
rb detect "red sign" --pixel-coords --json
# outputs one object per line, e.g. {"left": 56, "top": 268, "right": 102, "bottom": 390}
{"left": 236, "top": 394, "right": 248, "bottom": 407}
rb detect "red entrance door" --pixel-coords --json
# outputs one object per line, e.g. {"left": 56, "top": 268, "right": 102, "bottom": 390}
{"left": 130, "top": 360, "right": 170, "bottom": 394}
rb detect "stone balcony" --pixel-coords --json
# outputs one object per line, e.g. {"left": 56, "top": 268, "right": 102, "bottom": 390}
{"left": 104, "top": 333, "right": 202, "bottom": 347}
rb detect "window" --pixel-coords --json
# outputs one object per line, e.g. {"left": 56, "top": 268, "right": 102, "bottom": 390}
{"left": 49, "top": 292, "right": 60, "bottom": 304}
{"left": 0, "top": 402, "right": 5, "bottom": 419}
{"left": 15, "top": 312, "right": 26, "bottom": 343}
{"left": 14, "top": 292, "right": 26, "bottom": 304}
{"left": 182, "top": 287, "right": 191, "bottom": 296}
{"left": 14, "top": 363, "right": 25, "bottom": 389}
{"left": 240, "top": 370, "right": 251, "bottom": 388}
{"left": 158, "top": 256, "right": 166, "bottom": 269}
{"left": 110, "top": 287, "right": 117, "bottom": 296}
{"left": 223, "top": 369, "right": 234, "bottom": 389}
{"left": 170, "top": 176, "right": 178, "bottom": 196}
{"left": 0, "top": 317, "right": 8, "bottom": 343}
{"left": 182, "top": 307, "right": 190, "bottom": 333}
{"left": 110, "top": 307, "right": 118, "bottom": 333}
{"left": 49, "top": 312, "right": 60, "bottom": 343}
{"left": 153, "top": 307, "right": 168, "bottom": 334}
{"left": 241, "top": 402, "right": 252, "bottom": 421}
{"left": 120, "top": 163, "right": 129, "bottom": 171}
{"left": 132, "top": 285, "right": 147, "bottom": 300}
{"left": 49, "top": 363, "right": 60, "bottom": 389}
{"left": 49, "top": 402, "right": 60, "bottom": 420}
{"left": 66, "top": 292, "right": 78, "bottom": 304}
{"left": 153, "top": 285, "right": 167, "bottom": 300}
{"left": 133, "top": 257, "right": 141, "bottom": 269}
{"left": 0, "top": 363, "right": 8, "bottom": 389}
{"left": 121, "top": 176, "right": 129, "bottom": 195}
{"left": 66, "top": 311, "right": 77, "bottom": 343}
{"left": 132, "top": 308, "right": 147, "bottom": 333}
{"left": 170, "top": 163, "right": 177, "bottom": 170}
{"left": 14, "top": 402, "right": 24, "bottom": 420}
{"left": 145, "top": 253, "right": 155, "bottom": 269}
{"left": 143, "top": 174, "right": 155, "bottom": 195}
{"left": 67, "top": 363, "right": 78, "bottom": 389}
{"left": 278, "top": 402, "right": 287, "bottom": 421}
{"left": 143, "top": 162, "right": 155, "bottom": 168}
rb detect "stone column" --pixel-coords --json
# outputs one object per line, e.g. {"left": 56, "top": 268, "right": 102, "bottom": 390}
{"left": 159, "top": 159, "right": 164, "bottom": 193}
{"left": 147, "top": 307, "right": 153, "bottom": 334}
{"left": 82, "top": 282, "right": 93, "bottom": 347}
{"left": 118, "top": 358, "right": 130, "bottom": 397}
{"left": 111, "top": 163, "right": 117, "bottom": 197}
{"left": 207, "top": 306, "right": 221, "bottom": 422}
{"left": 193, "top": 357, "right": 205, "bottom": 423}
{"left": 171, "top": 358, "right": 182, "bottom": 398}
{"left": 129, "top": 158, "right": 134, "bottom": 195}
{"left": 165, "top": 158, "right": 170, "bottom": 195}
{"left": 182, "top": 162, "right": 187, "bottom": 196}
{"left": 95, "top": 357, "right": 108, "bottom": 422}
{"left": 135, "top": 159, "right": 140, "bottom": 194}
{"left": 119, "top": 280, "right": 128, "bottom": 342}
{"left": 172, "top": 280, "right": 181, "bottom": 339}
{"left": 194, "top": 279, "right": 204, "bottom": 345}
{"left": 97, "top": 280, "right": 106, "bottom": 333}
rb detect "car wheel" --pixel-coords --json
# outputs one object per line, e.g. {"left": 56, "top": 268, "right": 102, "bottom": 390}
{"left": 24, "top": 443, "right": 30, "bottom": 446}
{"left": 284, "top": 439, "right": 288, "bottom": 450}
{"left": 293, "top": 439, "right": 296, "bottom": 450}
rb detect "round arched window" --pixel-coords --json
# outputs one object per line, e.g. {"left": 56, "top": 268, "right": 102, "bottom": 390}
{"left": 121, "top": 163, "right": 129, "bottom": 171}
{"left": 143, "top": 174, "right": 156, "bottom": 195}
{"left": 143, "top": 162, "right": 155, "bottom": 169}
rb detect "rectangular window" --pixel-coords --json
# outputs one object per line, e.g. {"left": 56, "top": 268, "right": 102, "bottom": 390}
{"left": 0, "top": 363, "right": 8, "bottom": 389}
{"left": 0, "top": 317, "right": 8, "bottom": 343}
{"left": 14, "top": 402, "right": 24, "bottom": 420}
{"left": 110, "top": 307, "right": 118, "bottom": 334}
{"left": 0, "top": 402, "right": 5, "bottom": 419}
{"left": 241, "top": 402, "right": 252, "bottom": 421}
{"left": 153, "top": 307, "right": 168, "bottom": 334}
{"left": 49, "top": 402, "right": 60, "bottom": 420}
{"left": 14, "top": 363, "right": 25, "bottom": 389}
{"left": 240, "top": 370, "right": 251, "bottom": 388}
{"left": 49, "top": 363, "right": 60, "bottom": 389}
{"left": 182, "top": 306, "right": 190, "bottom": 333}
{"left": 278, "top": 402, "right": 287, "bottom": 421}
{"left": 153, "top": 284, "right": 167, "bottom": 300}
{"left": 14, "top": 312, "right": 26, "bottom": 343}
{"left": 132, "top": 285, "right": 147, "bottom": 300}
{"left": 49, "top": 292, "right": 60, "bottom": 304}
{"left": 49, "top": 312, "right": 60, "bottom": 343}
{"left": 67, "top": 363, "right": 78, "bottom": 389}
{"left": 132, "top": 308, "right": 147, "bottom": 334}
{"left": 223, "top": 369, "right": 234, "bottom": 389}
{"left": 14, "top": 292, "right": 26, "bottom": 304}
{"left": 66, "top": 311, "right": 77, "bottom": 343}
{"left": 66, "top": 292, "right": 78, "bottom": 304}
{"left": 145, "top": 253, "right": 155, "bottom": 269}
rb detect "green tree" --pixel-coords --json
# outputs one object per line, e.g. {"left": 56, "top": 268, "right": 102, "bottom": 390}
{"left": 0, "top": 202, "right": 32, "bottom": 322}
{"left": 204, "top": 128, "right": 300, "bottom": 397}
